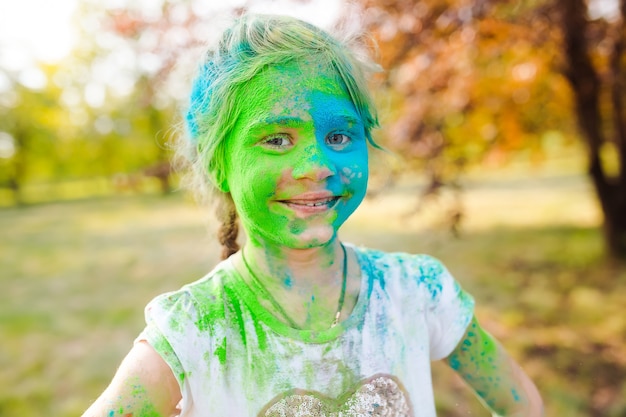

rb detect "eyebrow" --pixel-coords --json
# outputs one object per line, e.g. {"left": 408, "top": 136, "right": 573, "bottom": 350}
{"left": 249, "top": 116, "right": 309, "bottom": 132}
{"left": 248, "top": 114, "right": 362, "bottom": 132}
{"left": 334, "top": 114, "right": 362, "bottom": 126}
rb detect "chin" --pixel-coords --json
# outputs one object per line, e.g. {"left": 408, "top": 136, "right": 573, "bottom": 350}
{"left": 285, "top": 226, "right": 337, "bottom": 249}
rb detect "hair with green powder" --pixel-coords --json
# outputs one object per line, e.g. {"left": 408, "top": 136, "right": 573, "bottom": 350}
{"left": 178, "top": 13, "right": 381, "bottom": 259}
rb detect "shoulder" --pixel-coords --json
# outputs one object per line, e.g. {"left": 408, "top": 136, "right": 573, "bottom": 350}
{"left": 352, "top": 244, "right": 463, "bottom": 303}
{"left": 138, "top": 260, "right": 236, "bottom": 389}
{"left": 144, "top": 259, "right": 234, "bottom": 332}
{"left": 353, "top": 244, "right": 448, "bottom": 281}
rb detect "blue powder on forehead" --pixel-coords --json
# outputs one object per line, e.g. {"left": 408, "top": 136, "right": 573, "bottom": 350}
{"left": 186, "top": 61, "right": 219, "bottom": 141}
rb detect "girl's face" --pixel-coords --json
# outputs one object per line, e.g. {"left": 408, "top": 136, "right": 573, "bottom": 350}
{"left": 224, "top": 58, "right": 369, "bottom": 249}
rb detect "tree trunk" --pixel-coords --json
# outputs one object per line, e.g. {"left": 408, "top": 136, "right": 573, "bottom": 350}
{"left": 11, "top": 127, "right": 26, "bottom": 206}
{"left": 560, "top": 0, "right": 626, "bottom": 261}
{"left": 148, "top": 99, "right": 171, "bottom": 195}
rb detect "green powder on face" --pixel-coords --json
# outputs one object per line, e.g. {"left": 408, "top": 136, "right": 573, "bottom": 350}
{"left": 224, "top": 57, "right": 368, "bottom": 250}
{"left": 288, "top": 218, "right": 307, "bottom": 235}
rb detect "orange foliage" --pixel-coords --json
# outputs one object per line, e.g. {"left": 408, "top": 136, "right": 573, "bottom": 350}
{"left": 359, "top": 0, "right": 574, "bottom": 168}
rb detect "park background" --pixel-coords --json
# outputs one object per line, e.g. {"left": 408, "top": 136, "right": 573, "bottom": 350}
{"left": 1, "top": 0, "right": 626, "bottom": 416}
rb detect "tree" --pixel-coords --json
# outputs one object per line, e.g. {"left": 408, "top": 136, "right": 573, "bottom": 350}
{"left": 0, "top": 67, "right": 71, "bottom": 205}
{"left": 558, "top": 0, "right": 626, "bottom": 260}
{"left": 69, "top": 0, "right": 232, "bottom": 194}
{"left": 360, "top": 0, "right": 626, "bottom": 260}
{"left": 61, "top": 1, "right": 186, "bottom": 194}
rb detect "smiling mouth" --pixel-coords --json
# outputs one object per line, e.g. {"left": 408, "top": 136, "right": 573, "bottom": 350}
{"left": 278, "top": 196, "right": 340, "bottom": 211}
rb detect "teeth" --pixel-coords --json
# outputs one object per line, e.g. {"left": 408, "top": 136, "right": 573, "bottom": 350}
{"left": 289, "top": 198, "right": 335, "bottom": 207}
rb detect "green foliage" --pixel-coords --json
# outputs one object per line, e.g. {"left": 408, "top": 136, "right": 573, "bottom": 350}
{"left": 0, "top": 2, "right": 182, "bottom": 204}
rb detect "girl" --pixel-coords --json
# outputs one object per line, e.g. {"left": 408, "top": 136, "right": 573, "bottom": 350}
{"left": 83, "top": 13, "right": 543, "bottom": 417}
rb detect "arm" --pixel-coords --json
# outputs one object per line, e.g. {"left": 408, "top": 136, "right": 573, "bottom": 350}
{"left": 445, "top": 316, "right": 543, "bottom": 417}
{"left": 82, "top": 341, "right": 182, "bottom": 417}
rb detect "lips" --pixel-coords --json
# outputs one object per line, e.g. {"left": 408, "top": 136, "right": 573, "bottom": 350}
{"left": 284, "top": 197, "right": 339, "bottom": 207}
{"left": 276, "top": 194, "right": 341, "bottom": 213}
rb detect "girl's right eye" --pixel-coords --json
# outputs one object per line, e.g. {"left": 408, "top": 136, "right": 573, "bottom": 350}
{"left": 260, "top": 134, "right": 292, "bottom": 149}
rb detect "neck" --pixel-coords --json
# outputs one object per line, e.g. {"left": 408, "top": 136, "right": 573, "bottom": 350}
{"left": 237, "top": 237, "right": 349, "bottom": 330}
{"left": 243, "top": 238, "right": 343, "bottom": 291}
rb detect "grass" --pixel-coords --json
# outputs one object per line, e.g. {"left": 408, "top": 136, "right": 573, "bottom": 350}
{"left": 1, "top": 170, "right": 625, "bottom": 417}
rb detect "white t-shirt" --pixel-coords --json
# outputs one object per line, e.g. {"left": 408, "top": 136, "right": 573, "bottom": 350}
{"left": 138, "top": 244, "right": 475, "bottom": 416}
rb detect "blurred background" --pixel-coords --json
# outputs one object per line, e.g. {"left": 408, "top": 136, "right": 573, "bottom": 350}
{"left": 1, "top": 0, "right": 625, "bottom": 416}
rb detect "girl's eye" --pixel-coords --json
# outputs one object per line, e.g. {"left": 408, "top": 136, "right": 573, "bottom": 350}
{"left": 326, "top": 133, "right": 350, "bottom": 147}
{"left": 261, "top": 135, "right": 292, "bottom": 148}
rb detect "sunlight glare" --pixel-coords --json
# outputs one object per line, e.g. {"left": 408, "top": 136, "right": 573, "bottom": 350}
{"left": 18, "top": 67, "right": 47, "bottom": 90}
{"left": 0, "top": 132, "right": 16, "bottom": 159}
{"left": 247, "top": 0, "right": 341, "bottom": 29}
{"left": 0, "top": 0, "right": 78, "bottom": 67}
{"left": 588, "top": 0, "right": 620, "bottom": 21}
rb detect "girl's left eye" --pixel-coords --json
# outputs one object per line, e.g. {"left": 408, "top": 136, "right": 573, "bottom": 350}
{"left": 326, "top": 133, "right": 350, "bottom": 146}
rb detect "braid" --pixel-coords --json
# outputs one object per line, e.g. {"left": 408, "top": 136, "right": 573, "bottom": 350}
{"left": 217, "top": 199, "right": 240, "bottom": 259}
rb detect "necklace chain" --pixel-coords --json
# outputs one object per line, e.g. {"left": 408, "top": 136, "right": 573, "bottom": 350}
{"left": 240, "top": 244, "right": 348, "bottom": 329}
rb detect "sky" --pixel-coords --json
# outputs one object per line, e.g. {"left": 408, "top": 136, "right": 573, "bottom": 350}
{"left": 0, "top": 0, "right": 79, "bottom": 66}
{"left": 0, "top": 0, "right": 341, "bottom": 69}
{"left": 0, "top": 0, "right": 618, "bottom": 93}
{"left": 0, "top": 0, "right": 342, "bottom": 94}
{"left": 588, "top": 0, "right": 621, "bottom": 20}
{"left": 0, "top": 0, "right": 620, "bottom": 68}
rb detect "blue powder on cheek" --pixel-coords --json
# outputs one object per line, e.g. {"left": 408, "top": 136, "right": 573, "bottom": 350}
{"left": 284, "top": 276, "right": 293, "bottom": 288}
{"left": 308, "top": 92, "right": 369, "bottom": 226}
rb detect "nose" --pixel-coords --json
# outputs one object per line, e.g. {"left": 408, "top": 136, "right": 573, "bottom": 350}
{"left": 291, "top": 141, "right": 337, "bottom": 181}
